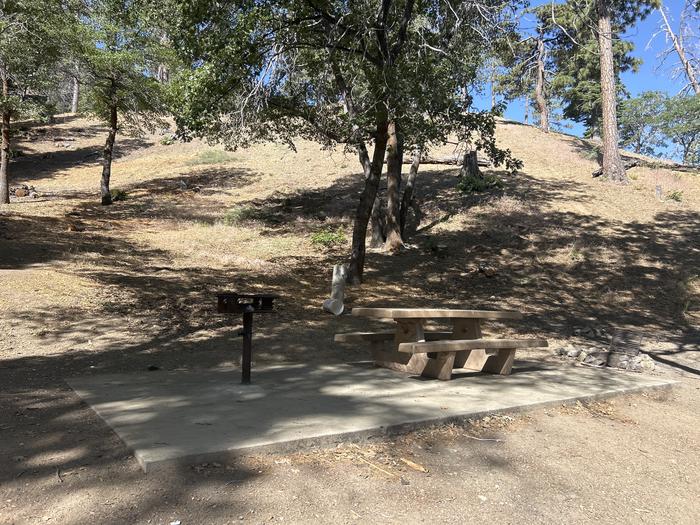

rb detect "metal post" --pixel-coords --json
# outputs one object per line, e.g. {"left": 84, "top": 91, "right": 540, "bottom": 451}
{"left": 241, "top": 305, "right": 254, "bottom": 384}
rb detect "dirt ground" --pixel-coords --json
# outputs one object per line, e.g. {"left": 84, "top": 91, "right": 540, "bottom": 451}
{"left": 1, "top": 115, "right": 699, "bottom": 524}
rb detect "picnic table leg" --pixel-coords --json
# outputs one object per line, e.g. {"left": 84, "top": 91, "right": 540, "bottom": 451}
{"left": 371, "top": 319, "right": 428, "bottom": 375}
{"left": 451, "top": 319, "right": 489, "bottom": 371}
{"left": 421, "top": 351, "right": 457, "bottom": 380}
{"left": 482, "top": 348, "right": 517, "bottom": 375}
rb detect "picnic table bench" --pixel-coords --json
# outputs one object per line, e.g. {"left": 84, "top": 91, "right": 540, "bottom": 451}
{"left": 334, "top": 307, "right": 547, "bottom": 380}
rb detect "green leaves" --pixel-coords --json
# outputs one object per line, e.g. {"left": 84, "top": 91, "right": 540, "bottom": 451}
{"left": 618, "top": 91, "right": 700, "bottom": 165}
{"left": 0, "top": 0, "right": 71, "bottom": 118}
{"left": 618, "top": 91, "right": 667, "bottom": 156}
{"left": 658, "top": 94, "right": 700, "bottom": 165}
{"left": 77, "top": 0, "right": 169, "bottom": 133}
{"left": 159, "top": 0, "right": 523, "bottom": 172}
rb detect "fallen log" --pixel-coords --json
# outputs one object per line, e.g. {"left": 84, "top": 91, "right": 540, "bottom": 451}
{"left": 385, "top": 153, "right": 490, "bottom": 167}
{"left": 592, "top": 159, "right": 639, "bottom": 178}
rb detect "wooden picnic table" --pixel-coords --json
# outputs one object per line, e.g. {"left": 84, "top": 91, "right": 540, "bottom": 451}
{"left": 335, "top": 307, "right": 546, "bottom": 380}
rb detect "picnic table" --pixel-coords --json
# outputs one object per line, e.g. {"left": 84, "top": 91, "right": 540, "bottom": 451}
{"left": 335, "top": 307, "right": 547, "bottom": 380}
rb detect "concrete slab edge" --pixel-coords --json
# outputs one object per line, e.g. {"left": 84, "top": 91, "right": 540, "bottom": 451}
{"left": 135, "top": 378, "right": 676, "bottom": 473}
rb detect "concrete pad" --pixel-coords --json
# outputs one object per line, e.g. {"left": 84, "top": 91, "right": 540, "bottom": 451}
{"left": 67, "top": 362, "right": 674, "bottom": 472}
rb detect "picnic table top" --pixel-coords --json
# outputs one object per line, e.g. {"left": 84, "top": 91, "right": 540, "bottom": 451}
{"left": 351, "top": 307, "right": 523, "bottom": 320}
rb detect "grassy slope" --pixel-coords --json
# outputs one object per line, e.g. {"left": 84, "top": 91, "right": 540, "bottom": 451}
{"left": 0, "top": 115, "right": 697, "bottom": 370}
{"left": 1, "top": 116, "right": 699, "bottom": 525}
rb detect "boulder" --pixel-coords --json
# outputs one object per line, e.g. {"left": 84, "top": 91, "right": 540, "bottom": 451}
{"left": 583, "top": 351, "right": 608, "bottom": 367}
{"left": 607, "top": 352, "right": 630, "bottom": 369}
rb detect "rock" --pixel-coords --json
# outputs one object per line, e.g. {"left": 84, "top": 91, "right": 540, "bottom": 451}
{"left": 583, "top": 351, "right": 608, "bottom": 367}
{"left": 628, "top": 356, "right": 643, "bottom": 372}
{"left": 67, "top": 223, "right": 85, "bottom": 232}
{"left": 478, "top": 265, "right": 497, "bottom": 277}
{"left": 607, "top": 352, "right": 630, "bottom": 369}
{"left": 567, "top": 347, "right": 582, "bottom": 358}
{"left": 14, "top": 188, "right": 29, "bottom": 197}
{"left": 577, "top": 350, "right": 588, "bottom": 362}
{"left": 557, "top": 346, "right": 569, "bottom": 356}
{"left": 640, "top": 354, "right": 655, "bottom": 371}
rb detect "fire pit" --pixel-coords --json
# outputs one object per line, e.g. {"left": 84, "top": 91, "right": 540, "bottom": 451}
{"left": 216, "top": 292, "right": 278, "bottom": 384}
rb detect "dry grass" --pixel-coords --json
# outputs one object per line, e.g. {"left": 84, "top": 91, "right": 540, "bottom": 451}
{"left": 1, "top": 116, "right": 698, "bottom": 365}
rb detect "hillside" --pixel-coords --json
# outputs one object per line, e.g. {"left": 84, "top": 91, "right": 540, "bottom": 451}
{"left": 1, "top": 115, "right": 699, "bottom": 524}
{"left": 1, "top": 115, "right": 698, "bottom": 366}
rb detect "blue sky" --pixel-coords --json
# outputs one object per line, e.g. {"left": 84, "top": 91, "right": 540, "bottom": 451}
{"left": 473, "top": 0, "right": 690, "bottom": 139}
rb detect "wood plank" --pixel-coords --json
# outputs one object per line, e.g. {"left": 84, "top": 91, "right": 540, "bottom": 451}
{"left": 398, "top": 338, "right": 548, "bottom": 354}
{"left": 334, "top": 331, "right": 453, "bottom": 343}
{"left": 352, "top": 308, "right": 522, "bottom": 320}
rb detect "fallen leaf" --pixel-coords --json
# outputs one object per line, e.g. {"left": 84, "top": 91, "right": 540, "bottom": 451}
{"left": 400, "top": 458, "right": 428, "bottom": 473}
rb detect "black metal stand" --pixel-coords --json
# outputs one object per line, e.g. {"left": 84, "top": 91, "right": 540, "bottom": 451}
{"left": 241, "top": 305, "right": 254, "bottom": 384}
{"left": 216, "top": 292, "right": 277, "bottom": 385}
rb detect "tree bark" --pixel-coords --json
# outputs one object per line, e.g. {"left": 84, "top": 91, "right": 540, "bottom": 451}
{"left": 71, "top": 76, "right": 80, "bottom": 114}
{"left": 399, "top": 148, "right": 421, "bottom": 237}
{"left": 459, "top": 150, "right": 481, "bottom": 179}
{"left": 384, "top": 120, "right": 403, "bottom": 252}
{"left": 535, "top": 37, "right": 549, "bottom": 132}
{"left": 101, "top": 104, "right": 118, "bottom": 205}
{"left": 658, "top": 5, "right": 700, "bottom": 95}
{"left": 0, "top": 72, "right": 10, "bottom": 204}
{"left": 369, "top": 195, "right": 386, "bottom": 248}
{"left": 347, "top": 117, "right": 389, "bottom": 284}
{"left": 597, "top": 0, "right": 628, "bottom": 183}
{"left": 524, "top": 93, "right": 530, "bottom": 124}
{"left": 156, "top": 33, "right": 171, "bottom": 83}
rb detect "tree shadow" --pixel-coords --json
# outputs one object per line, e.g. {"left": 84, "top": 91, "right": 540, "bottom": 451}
{"left": 11, "top": 138, "right": 152, "bottom": 183}
{"left": 1, "top": 153, "right": 698, "bottom": 520}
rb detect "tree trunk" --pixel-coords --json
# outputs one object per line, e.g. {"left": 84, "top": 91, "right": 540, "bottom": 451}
{"left": 524, "top": 93, "right": 530, "bottom": 124}
{"left": 384, "top": 120, "right": 403, "bottom": 252}
{"left": 0, "top": 73, "right": 10, "bottom": 204}
{"left": 71, "top": 76, "right": 80, "bottom": 114}
{"left": 597, "top": 0, "right": 628, "bottom": 183}
{"left": 682, "top": 143, "right": 693, "bottom": 165}
{"left": 347, "top": 117, "right": 389, "bottom": 284}
{"left": 101, "top": 105, "right": 118, "bottom": 205}
{"left": 658, "top": 5, "right": 700, "bottom": 95}
{"left": 369, "top": 195, "right": 386, "bottom": 248}
{"left": 156, "top": 33, "right": 171, "bottom": 83}
{"left": 459, "top": 150, "right": 481, "bottom": 179}
{"left": 535, "top": 37, "right": 549, "bottom": 133}
{"left": 399, "top": 148, "right": 421, "bottom": 237}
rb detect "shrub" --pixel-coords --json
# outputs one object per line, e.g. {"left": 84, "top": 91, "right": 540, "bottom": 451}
{"left": 666, "top": 189, "right": 683, "bottom": 202}
{"left": 458, "top": 173, "right": 503, "bottom": 194}
{"left": 187, "top": 149, "right": 235, "bottom": 165}
{"left": 222, "top": 206, "right": 259, "bottom": 225}
{"left": 310, "top": 226, "right": 346, "bottom": 248}
{"left": 110, "top": 189, "right": 128, "bottom": 201}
